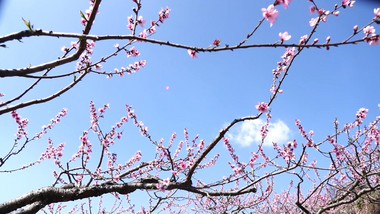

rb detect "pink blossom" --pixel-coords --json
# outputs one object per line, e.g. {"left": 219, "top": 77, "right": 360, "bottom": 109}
{"left": 318, "top": 9, "right": 326, "bottom": 16}
{"left": 355, "top": 107, "right": 368, "bottom": 125}
{"left": 363, "top": 26, "right": 375, "bottom": 35}
{"left": 187, "top": 49, "right": 197, "bottom": 58}
{"left": 11, "top": 111, "right": 29, "bottom": 139}
{"left": 325, "top": 36, "right": 331, "bottom": 44}
{"left": 255, "top": 102, "right": 269, "bottom": 113}
{"left": 137, "top": 16, "right": 145, "bottom": 27}
{"left": 87, "top": 40, "right": 95, "bottom": 48}
{"left": 75, "top": 176, "right": 82, "bottom": 182}
{"left": 80, "top": 18, "right": 86, "bottom": 25}
{"left": 158, "top": 7, "right": 170, "bottom": 22}
{"left": 279, "top": 32, "right": 291, "bottom": 41}
{"left": 353, "top": 25, "right": 358, "bottom": 33}
{"left": 156, "top": 183, "right": 165, "bottom": 191}
{"left": 310, "top": 160, "right": 317, "bottom": 167}
{"left": 356, "top": 108, "right": 368, "bottom": 119}
{"left": 277, "top": 0, "right": 291, "bottom": 9}
{"left": 164, "top": 86, "right": 170, "bottom": 90}
{"left": 342, "top": 0, "right": 355, "bottom": 8}
{"left": 126, "top": 46, "right": 140, "bottom": 57}
{"left": 309, "top": 17, "right": 318, "bottom": 27}
{"left": 127, "top": 15, "right": 133, "bottom": 30}
{"left": 80, "top": 6, "right": 92, "bottom": 26}
{"left": 375, "top": 8, "right": 380, "bottom": 18}
{"left": 61, "top": 46, "right": 68, "bottom": 52}
{"left": 94, "top": 63, "right": 102, "bottom": 70}
{"left": 71, "top": 41, "right": 78, "bottom": 49}
{"left": 368, "top": 35, "right": 379, "bottom": 45}
{"left": 281, "top": 47, "right": 295, "bottom": 64}
{"left": 163, "top": 178, "right": 170, "bottom": 185}
{"left": 270, "top": 87, "right": 283, "bottom": 94}
{"left": 213, "top": 39, "right": 220, "bottom": 46}
{"left": 299, "top": 35, "right": 308, "bottom": 44}
{"left": 139, "top": 30, "right": 147, "bottom": 39}
{"left": 289, "top": 140, "right": 297, "bottom": 148}
{"left": 178, "top": 160, "right": 187, "bottom": 170}
{"left": 262, "top": 4, "right": 279, "bottom": 27}
{"left": 309, "top": 6, "right": 316, "bottom": 14}
{"left": 147, "top": 26, "right": 156, "bottom": 34}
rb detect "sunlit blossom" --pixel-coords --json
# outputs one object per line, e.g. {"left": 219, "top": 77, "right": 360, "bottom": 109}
{"left": 187, "top": 49, "right": 197, "bottom": 58}
{"left": 277, "top": 0, "right": 291, "bottom": 9}
{"left": 375, "top": 8, "right": 380, "bottom": 18}
{"left": 262, "top": 4, "right": 278, "bottom": 27}
{"left": 279, "top": 32, "right": 291, "bottom": 41}
{"left": 255, "top": 102, "right": 269, "bottom": 113}
{"left": 363, "top": 26, "right": 375, "bottom": 35}
{"left": 342, "top": 0, "right": 355, "bottom": 8}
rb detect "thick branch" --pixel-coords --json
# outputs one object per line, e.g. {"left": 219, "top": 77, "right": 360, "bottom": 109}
{"left": 1, "top": 30, "right": 376, "bottom": 76}
{"left": 0, "top": 0, "right": 101, "bottom": 77}
{"left": 0, "top": 179, "right": 257, "bottom": 213}
{"left": 0, "top": 183, "right": 137, "bottom": 213}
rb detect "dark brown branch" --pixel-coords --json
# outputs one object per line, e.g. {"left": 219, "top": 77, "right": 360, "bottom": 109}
{"left": 0, "top": 0, "right": 101, "bottom": 77}
{"left": 0, "top": 183, "right": 137, "bottom": 213}
{"left": 0, "top": 178, "right": 257, "bottom": 213}
{"left": 0, "top": 30, "right": 376, "bottom": 76}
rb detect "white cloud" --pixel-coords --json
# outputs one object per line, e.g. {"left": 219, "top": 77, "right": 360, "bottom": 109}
{"left": 227, "top": 119, "right": 291, "bottom": 147}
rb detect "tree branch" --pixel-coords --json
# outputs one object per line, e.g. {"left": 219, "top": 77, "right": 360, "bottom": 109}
{"left": 0, "top": 178, "right": 258, "bottom": 213}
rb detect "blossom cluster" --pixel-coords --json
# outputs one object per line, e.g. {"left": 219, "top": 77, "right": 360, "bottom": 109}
{"left": 262, "top": 1, "right": 291, "bottom": 27}
{"left": 10, "top": 111, "right": 28, "bottom": 140}
{"left": 295, "top": 119, "right": 315, "bottom": 147}
{"left": 72, "top": 131, "right": 92, "bottom": 161}
{"left": 74, "top": 40, "right": 98, "bottom": 72}
{"left": 355, "top": 107, "right": 368, "bottom": 125}
{"left": 40, "top": 138, "right": 65, "bottom": 166}
{"left": 255, "top": 102, "right": 269, "bottom": 113}
{"left": 108, "top": 60, "right": 146, "bottom": 78}
{"left": 272, "top": 140, "right": 297, "bottom": 164}
{"left": 139, "top": 24, "right": 156, "bottom": 39}
{"left": 35, "top": 108, "right": 67, "bottom": 139}
{"left": 106, "top": 6, "right": 170, "bottom": 78}
{"left": 363, "top": 23, "right": 379, "bottom": 46}
{"left": 127, "top": 15, "right": 145, "bottom": 30}
{"left": 80, "top": 2, "right": 95, "bottom": 26}
{"left": 125, "top": 46, "right": 140, "bottom": 57}
{"left": 158, "top": 7, "right": 170, "bottom": 23}
{"left": 272, "top": 47, "right": 296, "bottom": 81}
{"left": 262, "top": 5, "right": 279, "bottom": 27}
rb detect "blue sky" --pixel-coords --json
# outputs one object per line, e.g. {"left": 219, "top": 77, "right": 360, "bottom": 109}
{"left": 0, "top": 0, "right": 379, "bottom": 211}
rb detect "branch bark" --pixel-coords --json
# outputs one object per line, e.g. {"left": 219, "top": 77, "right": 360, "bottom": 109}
{"left": 0, "top": 179, "right": 257, "bottom": 213}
